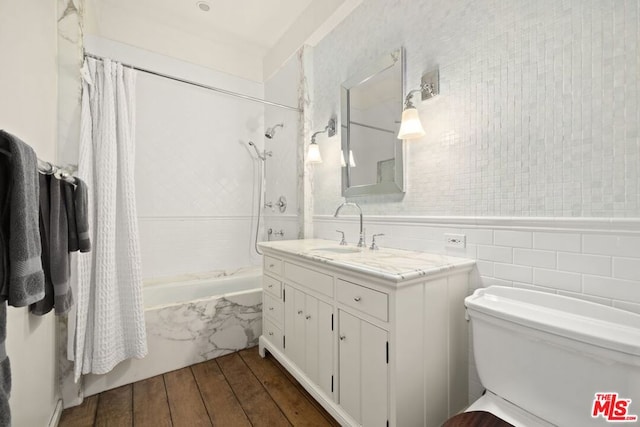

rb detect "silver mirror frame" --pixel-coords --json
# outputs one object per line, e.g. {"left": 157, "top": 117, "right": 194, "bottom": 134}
{"left": 341, "top": 47, "right": 405, "bottom": 197}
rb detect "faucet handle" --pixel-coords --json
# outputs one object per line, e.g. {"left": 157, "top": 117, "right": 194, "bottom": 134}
{"left": 370, "top": 233, "right": 385, "bottom": 250}
{"left": 336, "top": 230, "right": 347, "bottom": 245}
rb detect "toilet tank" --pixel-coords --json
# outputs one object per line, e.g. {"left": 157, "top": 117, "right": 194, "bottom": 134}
{"left": 466, "top": 286, "right": 640, "bottom": 427}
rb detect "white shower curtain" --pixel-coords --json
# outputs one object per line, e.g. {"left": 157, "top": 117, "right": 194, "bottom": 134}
{"left": 72, "top": 57, "right": 147, "bottom": 381}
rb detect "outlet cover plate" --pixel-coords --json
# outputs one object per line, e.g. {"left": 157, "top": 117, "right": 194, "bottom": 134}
{"left": 445, "top": 233, "right": 466, "bottom": 249}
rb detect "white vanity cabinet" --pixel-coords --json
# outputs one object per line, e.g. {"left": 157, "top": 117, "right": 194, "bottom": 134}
{"left": 258, "top": 240, "right": 475, "bottom": 427}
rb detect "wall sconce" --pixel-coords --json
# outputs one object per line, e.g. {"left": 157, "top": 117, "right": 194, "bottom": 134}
{"left": 397, "top": 69, "right": 439, "bottom": 140}
{"left": 308, "top": 117, "right": 336, "bottom": 163}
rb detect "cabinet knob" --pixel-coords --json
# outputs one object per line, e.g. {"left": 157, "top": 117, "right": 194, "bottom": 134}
{"left": 305, "top": 315, "right": 311, "bottom": 320}
{"left": 354, "top": 296, "right": 361, "bottom": 302}
{"left": 268, "top": 331, "right": 274, "bottom": 336}
{"left": 269, "top": 307, "right": 274, "bottom": 311}
{"left": 339, "top": 335, "right": 346, "bottom": 341}
{"left": 297, "top": 310, "right": 303, "bottom": 315}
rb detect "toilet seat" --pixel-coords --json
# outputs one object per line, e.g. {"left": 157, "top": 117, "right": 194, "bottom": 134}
{"left": 463, "top": 391, "right": 554, "bottom": 427}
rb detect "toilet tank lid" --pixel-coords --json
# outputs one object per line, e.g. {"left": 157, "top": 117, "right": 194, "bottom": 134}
{"left": 465, "top": 286, "right": 640, "bottom": 357}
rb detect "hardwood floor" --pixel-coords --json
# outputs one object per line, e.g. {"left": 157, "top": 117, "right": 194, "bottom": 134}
{"left": 59, "top": 347, "right": 339, "bottom": 427}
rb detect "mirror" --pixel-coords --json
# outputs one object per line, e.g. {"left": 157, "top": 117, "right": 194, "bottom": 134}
{"left": 341, "top": 48, "right": 405, "bottom": 197}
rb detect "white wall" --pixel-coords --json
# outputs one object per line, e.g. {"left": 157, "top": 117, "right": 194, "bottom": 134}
{"left": 308, "top": 0, "right": 640, "bottom": 404}
{"left": 0, "top": 1, "right": 61, "bottom": 425}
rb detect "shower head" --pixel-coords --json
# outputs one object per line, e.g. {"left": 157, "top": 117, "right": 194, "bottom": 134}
{"left": 265, "top": 123, "right": 284, "bottom": 139}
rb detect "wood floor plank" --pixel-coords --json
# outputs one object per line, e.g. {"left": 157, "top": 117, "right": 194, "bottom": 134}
{"left": 192, "top": 360, "right": 251, "bottom": 427}
{"left": 269, "top": 354, "right": 341, "bottom": 427}
{"left": 58, "top": 394, "right": 99, "bottom": 427}
{"left": 133, "top": 375, "right": 172, "bottom": 427}
{"left": 164, "top": 368, "right": 212, "bottom": 427}
{"left": 239, "top": 348, "right": 335, "bottom": 427}
{"left": 217, "top": 352, "right": 291, "bottom": 427}
{"left": 95, "top": 385, "right": 133, "bottom": 427}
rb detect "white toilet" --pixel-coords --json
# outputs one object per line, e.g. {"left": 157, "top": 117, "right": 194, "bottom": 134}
{"left": 445, "top": 286, "right": 640, "bottom": 427}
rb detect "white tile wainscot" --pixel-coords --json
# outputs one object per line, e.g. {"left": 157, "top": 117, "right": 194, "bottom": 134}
{"left": 258, "top": 239, "right": 475, "bottom": 427}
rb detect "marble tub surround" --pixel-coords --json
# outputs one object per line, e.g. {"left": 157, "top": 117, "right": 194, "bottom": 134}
{"left": 259, "top": 238, "right": 475, "bottom": 283}
{"left": 80, "top": 274, "right": 262, "bottom": 397}
{"left": 143, "top": 265, "right": 260, "bottom": 287}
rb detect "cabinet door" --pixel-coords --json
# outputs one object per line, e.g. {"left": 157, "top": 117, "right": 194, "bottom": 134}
{"left": 305, "top": 296, "right": 333, "bottom": 397}
{"left": 339, "top": 310, "right": 388, "bottom": 427}
{"left": 316, "top": 300, "right": 334, "bottom": 397}
{"left": 305, "top": 294, "right": 320, "bottom": 382}
{"left": 361, "top": 321, "right": 388, "bottom": 427}
{"left": 284, "top": 285, "right": 306, "bottom": 370}
{"left": 339, "top": 310, "right": 361, "bottom": 423}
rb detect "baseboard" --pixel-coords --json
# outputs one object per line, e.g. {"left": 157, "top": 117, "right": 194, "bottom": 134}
{"left": 48, "top": 399, "right": 64, "bottom": 427}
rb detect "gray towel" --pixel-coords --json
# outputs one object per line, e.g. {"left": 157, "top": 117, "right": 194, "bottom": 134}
{"left": 74, "top": 178, "right": 91, "bottom": 253}
{"left": 31, "top": 175, "right": 73, "bottom": 316}
{"left": 63, "top": 182, "right": 79, "bottom": 252}
{"left": 0, "top": 130, "right": 46, "bottom": 427}
{"left": 0, "top": 130, "right": 45, "bottom": 307}
{"left": 0, "top": 303, "right": 10, "bottom": 427}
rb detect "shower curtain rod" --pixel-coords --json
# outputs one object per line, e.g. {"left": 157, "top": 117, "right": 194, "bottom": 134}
{"left": 84, "top": 53, "right": 302, "bottom": 113}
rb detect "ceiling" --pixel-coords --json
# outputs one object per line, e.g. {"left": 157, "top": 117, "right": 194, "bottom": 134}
{"left": 85, "top": 0, "right": 361, "bottom": 81}
{"left": 93, "top": 0, "right": 315, "bottom": 51}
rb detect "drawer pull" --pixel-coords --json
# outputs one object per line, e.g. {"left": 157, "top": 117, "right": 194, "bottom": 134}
{"left": 268, "top": 284, "right": 273, "bottom": 288}
{"left": 339, "top": 335, "right": 346, "bottom": 341}
{"left": 269, "top": 307, "right": 274, "bottom": 311}
{"left": 354, "top": 296, "right": 361, "bottom": 302}
{"left": 268, "top": 331, "right": 274, "bottom": 336}
{"left": 297, "top": 310, "right": 303, "bottom": 315}
{"left": 269, "top": 264, "right": 275, "bottom": 268}
{"left": 305, "top": 315, "right": 311, "bottom": 320}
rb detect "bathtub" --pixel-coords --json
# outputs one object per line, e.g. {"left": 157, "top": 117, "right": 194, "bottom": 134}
{"left": 82, "top": 268, "right": 263, "bottom": 397}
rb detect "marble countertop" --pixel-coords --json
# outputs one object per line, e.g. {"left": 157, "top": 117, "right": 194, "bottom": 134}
{"left": 259, "top": 239, "right": 475, "bottom": 283}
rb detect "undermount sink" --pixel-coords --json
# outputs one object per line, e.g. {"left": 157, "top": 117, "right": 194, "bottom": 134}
{"left": 311, "top": 246, "right": 362, "bottom": 254}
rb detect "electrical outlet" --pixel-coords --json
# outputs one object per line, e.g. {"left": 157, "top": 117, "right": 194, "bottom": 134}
{"left": 445, "top": 233, "right": 466, "bottom": 249}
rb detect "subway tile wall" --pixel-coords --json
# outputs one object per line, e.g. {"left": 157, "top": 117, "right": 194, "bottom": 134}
{"left": 314, "top": 216, "right": 640, "bottom": 311}
{"left": 311, "top": 0, "right": 640, "bottom": 218}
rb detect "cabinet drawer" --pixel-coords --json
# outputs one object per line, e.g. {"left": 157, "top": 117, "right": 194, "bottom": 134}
{"left": 284, "top": 262, "right": 333, "bottom": 297}
{"left": 263, "top": 318, "right": 283, "bottom": 352}
{"left": 264, "top": 255, "right": 282, "bottom": 277}
{"left": 263, "top": 292, "right": 283, "bottom": 327}
{"left": 337, "top": 279, "right": 388, "bottom": 322}
{"left": 263, "top": 274, "right": 282, "bottom": 299}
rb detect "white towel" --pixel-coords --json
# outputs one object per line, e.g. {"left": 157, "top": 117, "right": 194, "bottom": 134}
{"left": 73, "top": 57, "right": 147, "bottom": 381}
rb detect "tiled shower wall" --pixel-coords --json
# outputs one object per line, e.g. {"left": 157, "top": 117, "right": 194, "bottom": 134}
{"left": 311, "top": 0, "right": 639, "bottom": 218}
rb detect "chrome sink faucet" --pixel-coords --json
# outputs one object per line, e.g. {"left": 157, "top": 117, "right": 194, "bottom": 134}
{"left": 334, "top": 202, "right": 365, "bottom": 247}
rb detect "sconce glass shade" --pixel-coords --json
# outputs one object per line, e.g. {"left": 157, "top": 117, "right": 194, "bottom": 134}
{"left": 397, "top": 107, "right": 425, "bottom": 140}
{"left": 307, "top": 142, "right": 322, "bottom": 163}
